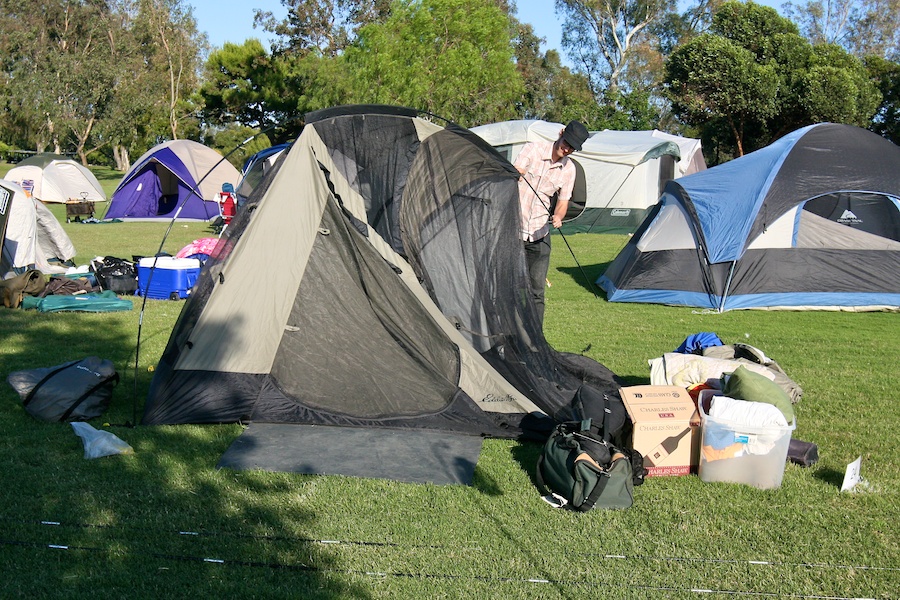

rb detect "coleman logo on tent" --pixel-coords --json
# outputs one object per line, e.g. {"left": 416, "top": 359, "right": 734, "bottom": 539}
{"left": 610, "top": 209, "right": 632, "bottom": 217}
{"left": 838, "top": 209, "right": 863, "bottom": 225}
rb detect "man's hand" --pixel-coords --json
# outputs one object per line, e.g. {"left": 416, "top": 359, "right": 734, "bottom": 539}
{"left": 552, "top": 215, "right": 563, "bottom": 229}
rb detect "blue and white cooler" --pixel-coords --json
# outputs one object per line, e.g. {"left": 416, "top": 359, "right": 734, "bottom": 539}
{"left": 136, "top": 257, "right": 201, "bottom": 300}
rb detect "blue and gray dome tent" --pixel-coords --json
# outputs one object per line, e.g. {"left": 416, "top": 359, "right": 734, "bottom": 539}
{"left": 598, "top": 123, "right": 900, "bottom": 311}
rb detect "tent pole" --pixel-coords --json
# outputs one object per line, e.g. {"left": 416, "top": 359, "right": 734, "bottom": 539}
{"left": 522, "top": 174, "right": 599, "bottom": 298}
{"left": 556, "top": 227, "right": 599, "bottom": 298}
{"left": 718, "top": 261, "right": 737, "bottom": 313}
{"left": 131, "top": 123, "right": 294, "bottom": 426}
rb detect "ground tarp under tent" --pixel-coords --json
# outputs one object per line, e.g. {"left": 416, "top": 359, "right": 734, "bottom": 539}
{"left": 1, "top": 179, "right": 77, "bottom": 277}
{"left": 470, "top": 120, "right": 705, "bottom": 233}
{"left": 598, "top": 123, "right": 900, "bottom": 312}
{"left": 105, "top": 140, "right": 241, "bottom": 221}
{"left": 142, "top": 106, "right": 625, "bottom": 482}
{"left": 5, "top": 153, "right": 106, "bottom": 204}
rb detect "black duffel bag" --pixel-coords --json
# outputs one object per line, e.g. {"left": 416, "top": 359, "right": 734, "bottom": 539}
{"left": 91, "top": 256, "right": 137, "bottom": 294}
{"left": 7, "top": 357, "right": 119, "bottom": 422}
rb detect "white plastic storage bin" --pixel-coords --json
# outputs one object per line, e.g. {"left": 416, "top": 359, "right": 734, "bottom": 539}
{"left": 136, "top": 257, "right": 201, "bottom": 300}
{"left": 697, "top": 391, "right": 795, "bottom": 490}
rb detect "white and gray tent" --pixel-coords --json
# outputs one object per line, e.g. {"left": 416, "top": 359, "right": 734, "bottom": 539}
{"left": 598, "top": 123, "right": 900, "bottom": 312}
{"left": 470, "top": 119, "right": 705, "bottom": 233}
{"left": 142, "top": 106, "right": 625, "bottom": 481}
{"left": 5, "top": 153, "right": 107, "bottom": 204}
{"left": 1, "top": 179, "right": 77, "bottom": 277}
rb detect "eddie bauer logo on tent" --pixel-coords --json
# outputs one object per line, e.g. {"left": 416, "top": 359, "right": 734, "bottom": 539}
{"left": 838, "top": 209, "right": 863, "bottom": 225}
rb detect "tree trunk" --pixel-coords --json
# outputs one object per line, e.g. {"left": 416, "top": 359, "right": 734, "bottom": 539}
{"left": 113, "top": 145, "right": 131, "bottom": 172}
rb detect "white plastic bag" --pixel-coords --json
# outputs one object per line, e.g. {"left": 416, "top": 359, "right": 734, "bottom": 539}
{"left": 71, "top": 422, "right": 134, "bottom": 459}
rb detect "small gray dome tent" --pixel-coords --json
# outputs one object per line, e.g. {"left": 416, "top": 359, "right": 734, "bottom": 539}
{"left": 1, "top": 179, "right": 77, "bottom": 277}
{"left": 598, "top": 123, "right": 900, "bottom": 311}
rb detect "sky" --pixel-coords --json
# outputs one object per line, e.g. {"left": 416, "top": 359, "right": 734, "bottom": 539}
{"left": 189, "top": 0, "right": 566, "bottom": 56}
{"left": 189, "top": 0, "right": 783, "bottom": 61}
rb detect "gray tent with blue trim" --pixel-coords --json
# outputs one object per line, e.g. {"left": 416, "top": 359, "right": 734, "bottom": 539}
{"left": 598, "top": 123, "right": 900, "bottom": 311}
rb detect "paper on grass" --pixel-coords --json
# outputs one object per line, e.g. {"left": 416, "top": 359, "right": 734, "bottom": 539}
{"left": 840, "top": 456, "right": 862, "bottom": 492}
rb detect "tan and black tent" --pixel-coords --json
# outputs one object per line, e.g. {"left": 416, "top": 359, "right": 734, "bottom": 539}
{"left": 143, "top": 106, "right": 624, "bottom": 448}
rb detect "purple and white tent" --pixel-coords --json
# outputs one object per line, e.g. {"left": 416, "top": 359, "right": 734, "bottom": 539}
{"left": 106, "top": 140, "right": 240, "bottom": 221}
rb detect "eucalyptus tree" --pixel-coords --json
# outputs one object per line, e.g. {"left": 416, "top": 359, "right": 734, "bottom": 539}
{"left": 0, "top": 0, "right": 120, "bottom": 161}
{"left": 555, "top": 0, "right": 677, "bottom": 97}
{"left": 338, "top": 0, "right": 525, "bottom": 127}
{"left": 665, "top": 1, "right": 879, "bottom": 161}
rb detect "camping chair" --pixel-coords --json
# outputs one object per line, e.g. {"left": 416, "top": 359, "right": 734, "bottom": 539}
{"left": 213, "top": 183, "right": 237, "bottom": 233}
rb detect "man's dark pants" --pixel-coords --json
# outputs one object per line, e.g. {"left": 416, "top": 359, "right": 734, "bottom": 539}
{"left": 524, "top": 235, "right": 551, "bottom": 324}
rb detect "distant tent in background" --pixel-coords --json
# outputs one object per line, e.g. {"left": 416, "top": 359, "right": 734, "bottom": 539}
{"left": 470, "top": 120, "right": 705, "bottom": 233}
{"left": 236, "top": 142, "right": 290, "bottom": 202}
{"left": 0, "top": 179, "right": 77, "bottom": 277}
{"left": 598, "top": 123, "right": 900, "bottom": 312}
{"left": 105, "top": 140, "right": 241, "bottom": 220}
{"left": 5, "top": 154, "right": 106, "bottom": 204}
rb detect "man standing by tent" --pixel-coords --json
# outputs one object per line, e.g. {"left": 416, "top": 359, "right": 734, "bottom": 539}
{"left": 515, "top": 120, "right": 589, "bottom": 323}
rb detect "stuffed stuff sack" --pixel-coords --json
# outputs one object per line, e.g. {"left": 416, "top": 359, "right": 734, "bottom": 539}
{"left": 536, "top": 419, "right": 640, "bottom": 511}
{"left": 7, "top": 357, "right": 119, "bottom": 422}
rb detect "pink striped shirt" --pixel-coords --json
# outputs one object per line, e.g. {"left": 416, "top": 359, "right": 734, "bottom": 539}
{"left": 514, "top": 140, "right": 576, "bottom": 241}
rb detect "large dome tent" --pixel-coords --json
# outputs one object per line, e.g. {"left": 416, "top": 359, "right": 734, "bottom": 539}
{"left": 598, "top": 123, "right": 900, "bottom": 311}
{"left": 142, "top": 106, "right": 626, "bottom": 449}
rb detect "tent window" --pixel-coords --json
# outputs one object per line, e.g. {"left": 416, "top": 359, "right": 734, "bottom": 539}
{"left": 562, "top": 157, "right": 587, "bottom": 222}
{"left": 803, "top": 193, "right": 900, "bottom": 242}
{"left": 658, "top": 155, "right": 676, "bottom": 197}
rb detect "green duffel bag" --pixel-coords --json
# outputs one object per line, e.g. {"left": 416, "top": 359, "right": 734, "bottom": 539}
{"left": 536, "top": 420, "right": 635, "bottom": 511}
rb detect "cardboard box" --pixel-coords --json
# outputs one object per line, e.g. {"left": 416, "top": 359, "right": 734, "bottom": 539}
{"left": 620, "top": 385, "right": 700, "bottom": 477}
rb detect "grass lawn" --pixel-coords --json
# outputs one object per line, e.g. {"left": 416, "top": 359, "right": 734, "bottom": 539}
{"left": 0, "top": 162, "right": 898, "bottom": 598}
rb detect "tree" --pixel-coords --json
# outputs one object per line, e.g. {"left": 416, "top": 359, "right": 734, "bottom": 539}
{"left": 254, "top": 0, "right": 391, "bottom": 57}
{"left": 200, "top": 40, "right": 292, "bottom": 132}
{"left": 130, "top": 0, "right": 206, "bottom": 141}
{"left": 783, "top": 0, "right": 900, "bottom": 59}
{"left": 556, "top": 0, "right": 677, "bottom": 96}
{"left": 342, "top": 0, "right": 523, "bottom": 127}
{"left": 665, "top": 33, "right": 779, "bottom": 156}
{"left": 865, "top": 55, "right": 900, "bottom": 143}
{"left": 664, "top": 1, "right": 880, "bottom": 160}
{"left": 0, "top": 1, "right": 120, "bottom": 162}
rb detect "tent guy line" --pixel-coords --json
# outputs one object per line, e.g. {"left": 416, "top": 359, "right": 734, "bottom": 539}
{"left": 0, "top": 538, "right": 879, "bottom": 599}
{"left": 6, "top": 516, "right": 897, "bottom": 574}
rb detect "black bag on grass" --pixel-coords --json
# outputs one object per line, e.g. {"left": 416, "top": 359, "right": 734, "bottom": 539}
{"left": 91, "top": 256, "right": 137, "bottom": 294}
{"left": 536, "top": 420, "right": 635, "bottom": 511}
{"left": 7, "top": 357, "right": 119, "bottom": 422}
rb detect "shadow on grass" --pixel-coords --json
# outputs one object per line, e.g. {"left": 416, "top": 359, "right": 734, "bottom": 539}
{"left": 556, "top": 262, "right": 612, "bottom": 298}
{"left": 0, "top": 307, "right": 371, "bottom": 598}
{"left": 813, "top": 466, "right": 848, "bottom": 489}
{"left": 508, "top": 441, "right": 543, "bottom": 490}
